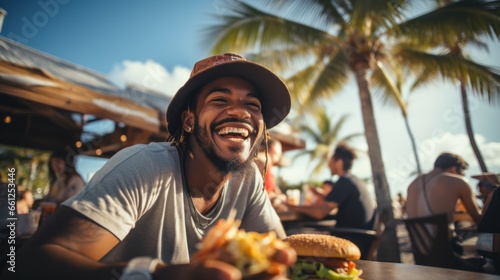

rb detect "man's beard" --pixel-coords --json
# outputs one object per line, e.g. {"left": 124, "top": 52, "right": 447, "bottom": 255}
{"left": 193, "top": 120, "right": 263, "bottom": 174}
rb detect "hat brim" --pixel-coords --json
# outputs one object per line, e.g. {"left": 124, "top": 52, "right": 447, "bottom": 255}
{"left": 166, "top": 60, "right": 291, "bottom": 135}
{"left": 471, "top": 172, "right": 500, "bottom": 185}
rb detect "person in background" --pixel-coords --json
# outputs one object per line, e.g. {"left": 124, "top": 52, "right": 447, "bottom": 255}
{"left": 472, "top": 172, "right": 500, "bottom": 208}
{"left": 17, "top": 189, "right": 34, "bottom": 214}
{"left": 8, "top": 53, "right": 295, "bottom": 280}
{"left": 395, "top": 192, "right": 407, "bottom": 218}
{"left": 308, "top": 181, "right": 334, "bottom": 204}
{"left": 255, "top": 138, "right": 285, "bottom": 200}
{"left": 44, "top": 149, "right": 85, "bottom": 206}
{"left": 286, "top": 143, "right": 375, "bottom": 230}
{"left": 406, "top": 152, "right": 482, "bottom": 235}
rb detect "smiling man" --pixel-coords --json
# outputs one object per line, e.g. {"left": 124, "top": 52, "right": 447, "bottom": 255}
{"left": 8, "top": 53, "right": 295, "bottom": 280}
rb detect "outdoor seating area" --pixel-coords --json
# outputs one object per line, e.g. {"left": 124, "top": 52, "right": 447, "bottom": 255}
{"left": 1, "top": 1, "right": 499, "bottom": 279}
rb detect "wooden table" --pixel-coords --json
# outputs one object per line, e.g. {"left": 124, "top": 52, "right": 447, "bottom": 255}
{"left": 277, "top": 211, "right": 337, "bottom": 235}
{"left": 354, "top": 260, "right": 499, "bottom": 279}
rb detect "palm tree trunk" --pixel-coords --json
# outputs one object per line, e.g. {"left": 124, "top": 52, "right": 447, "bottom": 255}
{"left": 460, "top": 81, "right": 488, "bottom": 172}
{"left": 353, "top": 67, "right": 401, "bottom": 262}
{"left": 403, "top": 115, "right": 422, "bottom": 174}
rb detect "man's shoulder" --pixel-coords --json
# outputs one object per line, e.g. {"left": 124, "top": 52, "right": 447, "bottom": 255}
{"left": 437, "top": 172, "right": 468, "bottom": 184}
{"left": 342, "top": 174, "right": 366, "bottom": 189}
{"left": 105, "top": 142, "right": 179, "bottom": 171}
{"left": 114, "top": 142, "right": 176, "bottom": 159}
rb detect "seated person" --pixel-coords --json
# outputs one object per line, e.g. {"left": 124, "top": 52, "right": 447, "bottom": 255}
{"left": 286, "top": 143, "right": 375, "bottom": 230}
{"left": 5, "top": 53, "right": 295, "bottom": 280}
{"left": 17, "top": 190, "right": 34, "bottom": 214}
{"left": 43, "top": 149, "right": 86, "bottom": 206}
{"left": 472, "top": 172, "right": 499, "bottom": 208}
{"left": 476, "top": 185, "right": 500, "bottom": 274}
{"left": 406, "top": 152, "right": 481, "bottom": 237}
{"left": 255, "top": 138, "right": 286, "bottom": 205}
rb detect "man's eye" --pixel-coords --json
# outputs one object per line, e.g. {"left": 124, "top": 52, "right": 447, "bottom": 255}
{"left": 210, "top": 98, "right": 228, "bottom": 103}
{"left": 246, "top": 102, "right": 261, "bottom": 111}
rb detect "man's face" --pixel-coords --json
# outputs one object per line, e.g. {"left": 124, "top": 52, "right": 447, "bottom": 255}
{"left": 328, "top": 157, "right": 341, "bottom": 175}
{"left": 189, "top": 77, "right": 265, "bottom": 173}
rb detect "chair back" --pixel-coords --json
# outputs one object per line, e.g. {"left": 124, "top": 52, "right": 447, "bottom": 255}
{"left": 328, "top": 208, "right": 385, "bottom": 260}
{"left": 404, "top": 213, "right": 456, "bottom": 268}
{"left": 285, "top": 209, "right": 385, "bottom": 260}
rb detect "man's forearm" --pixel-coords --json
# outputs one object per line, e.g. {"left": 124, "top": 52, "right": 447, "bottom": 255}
{"left": 290, "top": 205, "right": 329, "bottom": 220}
{"left": 4, "top": 243, "right": 126, "bottom": 280}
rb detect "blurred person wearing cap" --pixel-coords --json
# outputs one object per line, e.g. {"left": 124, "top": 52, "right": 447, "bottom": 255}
{"left": 7, "top": 53, "right": 296, "bottom": 280}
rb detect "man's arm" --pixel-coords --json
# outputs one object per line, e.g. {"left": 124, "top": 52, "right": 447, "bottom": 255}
{"left": 5, "top": 206, "right": 124, "bottom": 280}
{"left": 459, "top": 183, "right": 482, "bottom": 226}
{"left": 286, "top": 200, "right": 338, "bottom": 220}
{"left": 7, "top": 206, "right": 295, "bottom": 280}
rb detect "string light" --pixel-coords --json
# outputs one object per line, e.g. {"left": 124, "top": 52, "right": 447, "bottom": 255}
{"left": 96, "top": 148, "right": 102, "bottom": 156}
{"left": 75, "top": 141, "right": 82, "bottom": 148}
{"left": 4, "top": 115, "right": 11, "bottom": 124}
{"left": 120, "top": 134, "right": 127, "bottom": 142}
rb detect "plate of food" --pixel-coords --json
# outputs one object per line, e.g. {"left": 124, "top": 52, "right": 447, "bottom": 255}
{"left": 191, "top": 210, "right": 291, "bottom": 277}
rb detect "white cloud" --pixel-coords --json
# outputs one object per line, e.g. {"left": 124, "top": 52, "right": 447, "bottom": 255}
{"left": 108, "top": 60, "right": 190, "bottom": 96}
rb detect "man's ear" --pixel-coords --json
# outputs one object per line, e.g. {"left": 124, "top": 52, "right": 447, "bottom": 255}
{"left": 182, "top": 109, "right": 194, "bottom": 132}
{"left": 446, "top": 166, "right": 458, "bottom": 175}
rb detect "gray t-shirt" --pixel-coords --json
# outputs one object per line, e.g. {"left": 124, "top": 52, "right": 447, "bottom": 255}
{"left": 63, "top": 142, "right": 283, "bottom": 264}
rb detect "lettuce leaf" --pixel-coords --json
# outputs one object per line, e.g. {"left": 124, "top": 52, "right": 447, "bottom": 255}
{"left": 289, "top": 258, "right": 359, "bottom": 280}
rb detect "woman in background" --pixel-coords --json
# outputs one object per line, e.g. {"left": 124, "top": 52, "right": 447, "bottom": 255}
{"left": 44, "top": 149, "right": 85, "bottom": 206}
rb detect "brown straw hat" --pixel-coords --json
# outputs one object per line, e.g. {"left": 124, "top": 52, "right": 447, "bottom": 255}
{"left": 471, "top": 172, "right": 500, "bottom": 186}
{"left": 166, "top": 53, "right": 291, "bottom": 135}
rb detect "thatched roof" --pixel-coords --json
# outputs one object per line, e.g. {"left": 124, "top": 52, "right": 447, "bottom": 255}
{"left": 0, "top": 36, "right": 170, "bottom": 156}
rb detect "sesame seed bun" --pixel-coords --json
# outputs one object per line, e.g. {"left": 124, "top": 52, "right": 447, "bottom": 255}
{"left": 283, "top": 234, "right": 361, "bottom": 260}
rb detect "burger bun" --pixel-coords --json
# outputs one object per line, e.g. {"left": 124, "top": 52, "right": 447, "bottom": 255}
{"left": 283, "top": 234, "right": 361, "bottom": 260}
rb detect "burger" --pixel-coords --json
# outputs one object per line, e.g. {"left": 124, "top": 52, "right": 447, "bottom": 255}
{"left": 191, "top": 210, "right": 290, "bottom": 277}
{"left": 283, "top": 234, "right": 362, "bottom": 280}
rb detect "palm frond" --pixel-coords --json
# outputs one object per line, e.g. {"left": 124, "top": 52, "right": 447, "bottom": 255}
{"left": 350, "top": 0, "right": 410, "bottom": 34}
{"left": 246, "top": 46, "right": 318, "bottom": 75}
{"left": 398, "top": 0, "right": 500, "bottom": 45}
{"left": 255, "top": 0, "right": 349, "bottom": 31}
{"left": 371, "top": 61, "right": 408, "bottom": 115}
{"left": 286, "top": 59, "right": 328, "bottom": 107}
{"left": 398, "top": 48, "right": 500, "bottom": 102}
{"left": 206, "top": 1, "right": 340, "bottom": 54}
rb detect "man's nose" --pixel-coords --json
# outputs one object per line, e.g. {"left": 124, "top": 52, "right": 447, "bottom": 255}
{"left": 226, "top": 101, "right": 251, "bottom": 119}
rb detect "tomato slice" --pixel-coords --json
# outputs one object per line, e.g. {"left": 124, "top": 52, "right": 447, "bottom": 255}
{"left": 301, "top": 257, "right": 356, "bottom": 273}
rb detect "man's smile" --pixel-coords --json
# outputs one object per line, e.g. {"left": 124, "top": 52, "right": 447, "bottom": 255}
{"left": 214, "top": 122, "right": 253, "bottom": 143}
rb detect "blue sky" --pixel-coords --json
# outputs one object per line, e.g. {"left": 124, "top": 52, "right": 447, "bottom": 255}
{"left": 1, "top": 0, "right": 499, "bottom": 199}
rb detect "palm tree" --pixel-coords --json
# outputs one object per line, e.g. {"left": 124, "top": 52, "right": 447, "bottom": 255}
{"left": 397, "top": 0, "right": 500, "bottom": 172}
{"left": 206, "top": 0, "right": 416, "bottom": 261}
{"left": 291, "top": 108, "right": 363, "bottom": 178}
{"left": 205, "top": 0, "right": 499, "bottom": 260}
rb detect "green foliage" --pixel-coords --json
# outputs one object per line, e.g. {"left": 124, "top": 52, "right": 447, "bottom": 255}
{"left": 0, "top": 145, "right": 51, "bottom": 197}
{"left": 290, "top": 107, "right": 363, "bottom": 179}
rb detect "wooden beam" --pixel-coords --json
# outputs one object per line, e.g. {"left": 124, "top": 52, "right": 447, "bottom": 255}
{"left": 0, "top": 61, "right": 160, "bottom": 133}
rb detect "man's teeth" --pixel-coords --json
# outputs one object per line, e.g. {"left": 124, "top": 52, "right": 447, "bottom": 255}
{"left": 217, "top": 127, "right": 249, "bottom": 137}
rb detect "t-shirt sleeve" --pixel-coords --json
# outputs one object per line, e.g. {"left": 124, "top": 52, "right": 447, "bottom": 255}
{"left": 239, "top": 165, "right": 284, "bottom": 238}
{"left": 63, "top": 145, "right": 166, "bottom": 240}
